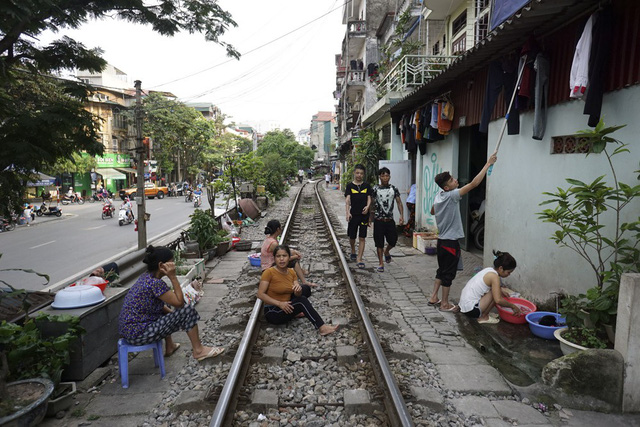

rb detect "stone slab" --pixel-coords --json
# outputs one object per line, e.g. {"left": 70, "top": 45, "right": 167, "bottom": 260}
{"left": 251, "top": 389, "right": 278, "bottom": 412}
{"left": 437, "top": 365, "right": 512, "bottom": 395}
{"left": 77, "top": 366, "right": 112, "bottom": 392}
{"left": 409, "top": 386, "right": 445, "bottom": 412}
{"left": 449, "top": 396, "right": 499, "bottom": 418}
{"left": 83, "top": 392, "right": 165, "bottom": 416}
{"left": 336, "top": 345, "right": 357, "bottom": 365}
{"left": 172, "top": 389, "right": 209, "bottom": 413}
{"left": 425, "top": 346, "right": 486, "bottom": 365}
{"left": 491, "top": 400, "right": 551, "bottom": 424}
{"left": 344, "top": 389, "right": 373, "bottom": 416}
{"left": 219, "top": 316, "right": 245, "bottom": 330}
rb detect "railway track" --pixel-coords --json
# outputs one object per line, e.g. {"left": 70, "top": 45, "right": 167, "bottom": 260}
{"left": 209, "top": 182, "right": 414, "bottom": 426}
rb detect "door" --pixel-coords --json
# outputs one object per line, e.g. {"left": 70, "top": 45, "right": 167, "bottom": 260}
{"left": 458, "top": 128, "right": 472, "bottom": 250}
{"left": 378, "top": 160, "right": 411, "bottom": 223}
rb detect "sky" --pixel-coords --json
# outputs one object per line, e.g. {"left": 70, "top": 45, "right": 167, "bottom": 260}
{"left": 41, "top": 1, "right": 345, "bottom": 133}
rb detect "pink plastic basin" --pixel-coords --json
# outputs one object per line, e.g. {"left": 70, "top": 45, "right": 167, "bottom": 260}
{"left": 496, "top": 297, "right": 537, "bottom": 324}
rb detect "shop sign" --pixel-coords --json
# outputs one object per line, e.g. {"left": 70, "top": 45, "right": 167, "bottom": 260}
{"left": 94, "top": 153, "right": 131, "bottom": 168}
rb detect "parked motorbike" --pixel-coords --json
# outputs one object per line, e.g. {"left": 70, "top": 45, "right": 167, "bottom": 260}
{"left": 118, "top": 205, "right": 134, "bottom": 226}
{"left": 61, "top": 193, "right": 85, "bottom": 205}
{"left": 1, "top": 216, "right": 15, "bottom": 232}
{"left": 193, "top": 193, "right": 202, "bottom": 208}
{"left": 102, "top": 202, "right": 115, "bottom": 220}
{"left": 35, "top": 203, "right": 62, "bottom": 217}
{"left": 470, "top": 200, "right": 485, "bottom": 250}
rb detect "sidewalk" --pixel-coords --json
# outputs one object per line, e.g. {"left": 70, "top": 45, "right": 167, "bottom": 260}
{"left": 320, "top": 184, "right": 640, "bottom": 427}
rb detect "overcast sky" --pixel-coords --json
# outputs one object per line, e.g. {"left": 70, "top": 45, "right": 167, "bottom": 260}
{"left": 41, "top": 1, "right": 345, "bottom": 133}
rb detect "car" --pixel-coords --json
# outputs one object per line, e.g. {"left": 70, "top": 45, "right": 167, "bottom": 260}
{"left": 119, "top": 182, "right": 168, "bottom": 200}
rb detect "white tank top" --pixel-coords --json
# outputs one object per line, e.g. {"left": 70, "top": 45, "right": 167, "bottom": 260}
{"left": 459, "top": 267, "right": 497, "bottom": 313}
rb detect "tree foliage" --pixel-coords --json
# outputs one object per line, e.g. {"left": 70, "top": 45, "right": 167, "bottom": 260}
{"left": 0, "top": 0, "right": 239, "bottom": 216}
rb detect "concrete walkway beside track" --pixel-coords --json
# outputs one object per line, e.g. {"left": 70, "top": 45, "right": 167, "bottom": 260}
{"left": 40, "top": 183, "right": 640, "bottom": 427}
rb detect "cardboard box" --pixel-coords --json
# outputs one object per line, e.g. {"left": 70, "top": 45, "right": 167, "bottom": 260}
{"left": 413, "top": 232, "right": 437, "bottom": 249}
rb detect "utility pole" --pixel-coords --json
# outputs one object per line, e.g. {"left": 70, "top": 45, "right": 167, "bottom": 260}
{"left": 134, "top": 80, "right": 147, "bottom": 250}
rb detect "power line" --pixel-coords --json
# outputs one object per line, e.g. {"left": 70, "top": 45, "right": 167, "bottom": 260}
{"left": 149, "top": 0, "right": 351, "bottom": 89}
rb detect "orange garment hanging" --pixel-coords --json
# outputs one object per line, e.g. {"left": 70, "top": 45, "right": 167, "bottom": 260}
{"left": 437, "top": 101, "right": 453, "bottom": 135}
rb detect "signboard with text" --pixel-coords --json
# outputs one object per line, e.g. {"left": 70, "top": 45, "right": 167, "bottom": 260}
{"left": 94, "top": 153, "right": 131, "bottom": 168}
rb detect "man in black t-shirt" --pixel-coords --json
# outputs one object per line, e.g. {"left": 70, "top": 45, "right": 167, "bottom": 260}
{"left": 344, "top": 164, "right": 372, "bottom": 268}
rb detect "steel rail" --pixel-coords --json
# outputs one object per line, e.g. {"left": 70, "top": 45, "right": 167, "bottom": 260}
{"left": 315, "top": 182, "right": 414, "bottom": 427}
{"left": 209, "top": 183, "right": 306, "bottom": 427}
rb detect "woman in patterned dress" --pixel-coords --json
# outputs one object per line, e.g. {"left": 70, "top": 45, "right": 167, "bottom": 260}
{"left": 118, "top": 245, "right": 224, "bottom": 361}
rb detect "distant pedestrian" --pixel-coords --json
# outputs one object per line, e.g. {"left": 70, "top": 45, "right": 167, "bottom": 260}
{"left": 23, "top": 204, "right": 33, "bottom": 226}
{"left": 404, "top": 183, "right": 417, "bottom": 237}
{"left": 370, "top": 167, "right": 403, "bottom": 273}
{"left": 344, "top": 164, "right": 372, "bottom": 268}
{"left": 298, "top": 169, "right": 304, "bottom": 183}
{"left": 324, "top": 173, "right": 331, "bottom": 188}
{"left": 428, "top": 152, "right": 497, "bottom": 312}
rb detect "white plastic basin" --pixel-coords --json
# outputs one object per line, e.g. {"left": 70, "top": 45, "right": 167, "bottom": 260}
{"left": 51, "top": 284, "right": 106, "bottom": 309}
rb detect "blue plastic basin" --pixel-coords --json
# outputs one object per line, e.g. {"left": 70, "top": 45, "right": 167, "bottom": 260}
{"left": 248, "top": 254, "right": 261, "bottom": 267}
{"left": 525, "top": 311, "right": 567, "bottom": 340}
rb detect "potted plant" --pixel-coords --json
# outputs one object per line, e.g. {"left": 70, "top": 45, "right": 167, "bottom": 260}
{"left": 188, "top": 208, "right": 219, "bottom": 254}
{"left": 539, "top": 120, "right": 640, "bottom": 352}
{"left": 0, "top": 259, "right": 83, "bottom": 423}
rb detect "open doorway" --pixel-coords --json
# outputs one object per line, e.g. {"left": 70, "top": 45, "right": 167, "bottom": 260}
{"left": 457, "top": 124, "right": 488, "bottom": 251}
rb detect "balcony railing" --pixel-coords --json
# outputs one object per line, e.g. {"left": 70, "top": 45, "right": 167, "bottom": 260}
{"left": 348, "top": 20, "right": 366, "bottom": 35}
{"left": 377, "top": 55, "right": 458, "bottom": 98}
{"left": 346, "top": 69, "right": 365, "bottom": 85}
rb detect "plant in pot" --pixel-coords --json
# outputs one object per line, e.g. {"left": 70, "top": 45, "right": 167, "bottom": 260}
{"left": 188, "top": 208, "right": 220, "bottom": 255}
{"left": 538, "top": 120, "right": 639, "bottom": 351}
{"left": 0, "top": 259, "right": 83, "bottom": 423}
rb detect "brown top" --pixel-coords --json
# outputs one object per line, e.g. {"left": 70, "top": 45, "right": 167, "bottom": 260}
{"left": 260, "top": 267, "right": 296, "bottom": 302}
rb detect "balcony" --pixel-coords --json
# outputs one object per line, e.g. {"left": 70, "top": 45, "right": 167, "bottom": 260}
{"left": 347, "top": 20, "right": 367, "bottom": 36}
{"left": 377, "top": 54, "right": 457, "bottom": 98}
{"left": 346, "top": 69, "right": 365, "bottom": 87}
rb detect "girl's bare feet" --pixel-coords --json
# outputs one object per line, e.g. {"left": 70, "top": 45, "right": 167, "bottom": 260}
{"left": 319, "top": 324, "right": 340, "bottom": 336}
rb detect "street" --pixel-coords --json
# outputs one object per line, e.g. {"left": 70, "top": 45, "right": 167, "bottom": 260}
{"left": 0, "top": 193, "right": 231, "bottom": 291}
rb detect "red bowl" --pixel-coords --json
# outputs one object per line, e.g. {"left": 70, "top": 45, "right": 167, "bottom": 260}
{"left": 496, "top": 297, "right": 536, "bottom": 324}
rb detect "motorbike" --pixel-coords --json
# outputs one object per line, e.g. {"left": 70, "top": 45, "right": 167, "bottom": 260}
{"left": 118, "top": 205, "right": 134, "bottom": 226}
{"left": 102, "top": 201, "right": 115, "bottom": 219}
{"left": 193, "top": 193, "right": 202, "bottom": 208}
{"left": 1, "top": 216, "right": 16, "bottom": 232}
{"left": 89, "top": 192, "right": 111, "bottom": 203}
{"left": 184, "top": 189, "right": 193, "bottom": 203}
{"left": 35, "top": 203, "right": 62, "bottom": 217}
{"left": 61, "top": 193, "right": 85, "bottom": 205}
{"left": 470, "top": 200, "right": 485, "bottom": 250}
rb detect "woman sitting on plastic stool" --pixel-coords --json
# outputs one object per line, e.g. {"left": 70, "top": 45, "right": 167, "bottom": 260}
{"left": 118, "top": 245, "right": 223, "bottom": 361}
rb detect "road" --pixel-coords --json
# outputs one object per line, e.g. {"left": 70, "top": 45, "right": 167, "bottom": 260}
{"left": 0, "top": 193, "right": 233, "bottom": 291}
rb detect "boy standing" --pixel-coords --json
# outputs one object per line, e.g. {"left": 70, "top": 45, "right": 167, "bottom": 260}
{"left": 429, "top": 152, "right": 498, "bottom": 311}
{"left": 370, "top": 167, "right": 404, "bottom": 273}
{"left": 344, "top": 164, "right": 372, "bottom": 268}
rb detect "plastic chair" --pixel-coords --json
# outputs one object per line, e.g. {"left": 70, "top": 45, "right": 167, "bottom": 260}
{"left": 117, "top": 338, "right": 166, "bottom": 388}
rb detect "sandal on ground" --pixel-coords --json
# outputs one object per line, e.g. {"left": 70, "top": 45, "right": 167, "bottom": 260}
{"left": 489, "top": 313, "right": 500, "bottom": 319}
{"left": 478, "top": 316, "right": 500, "bottom": 324}
{"left": 384, "top": 254, "right": 392, "bottom": 263}
{"left": 439, "top": 304, "right": 459, "bottom": 312}
{"left": 196, "top": 346, "right": 225, "bottom": 361}
{"left": 376, "top": 266, "right": 384, "bottom": 273}
{"left": 164, "top": 343, "right": 180, "bottom": 357}
{"left": 350, "top": 253, "right": 357, "bottom": 261}
{"left": 427, "top": 299, "right": 441, "bottom": 306}
{"left": 357, "top": 262, "right": 365, "bottom": 269}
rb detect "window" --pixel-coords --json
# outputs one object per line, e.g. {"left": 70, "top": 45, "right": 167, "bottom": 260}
{"left": 432, "top": 41, "right": 440, "bottom": 55}
{"left": 452, "top": 34, "right": 466, "bottom": 54}
{"left": 476, "top": 0, "right": 489, "bottom": 11}
{"left": 475, "top": 13, "right": 489, "bottom": 44}
{"left": 452, "top": 10, "right": 467, "bottom": 36}
{"left": 381, "top": 125, "right": 391, "bottom": 145}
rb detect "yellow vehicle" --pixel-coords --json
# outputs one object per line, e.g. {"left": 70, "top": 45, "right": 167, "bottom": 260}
{"left": 119, "top": 182, "right": 168, "bottom": 200}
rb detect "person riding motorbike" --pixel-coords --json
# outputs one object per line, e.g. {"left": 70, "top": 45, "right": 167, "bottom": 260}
{"left": 66, "top": 187, "right": 76, "bottom": 203}
{"left": 122, "top": 197, "right": 134, "bottom": 221}
{"left": 193, "top": 186, "right": 203, "bottom": 207}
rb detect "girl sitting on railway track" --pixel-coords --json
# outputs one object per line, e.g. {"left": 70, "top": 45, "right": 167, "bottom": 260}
{"left": 118, "top": 245, "right": 224, "bottom": 361}
{"left": 261, "top": 219, "right": 317, "bottom": 287}
{"left": 258, "top": 245, "right": 339, "bottom": 336}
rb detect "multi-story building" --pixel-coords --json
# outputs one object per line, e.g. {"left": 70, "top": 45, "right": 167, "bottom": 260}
{"left": 186, "top": 102, "right": 221, "bottom": 121}
{"left": 338, "top": 0, "right": 640, "bottom": 302}
{"left": 296, "top": 129, "right": 311, "bottom": 146}
{"left": 309, "top": 111, "right": 336, "bottom": 163}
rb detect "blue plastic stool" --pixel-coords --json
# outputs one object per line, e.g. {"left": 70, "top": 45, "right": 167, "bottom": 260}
{"left": 117, "top": 338, "right": 166, "bottom": 388}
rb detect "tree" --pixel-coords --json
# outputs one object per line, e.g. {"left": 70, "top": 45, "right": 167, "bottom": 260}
{"left": 0, "top": 0, "right": 239, "bottom": 216}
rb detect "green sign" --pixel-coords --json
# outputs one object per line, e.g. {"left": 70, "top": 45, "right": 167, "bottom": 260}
{"left": 95, "top": 153, "right": 131, "bottom": 168}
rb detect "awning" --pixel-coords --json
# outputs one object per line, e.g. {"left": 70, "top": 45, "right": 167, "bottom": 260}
{"left": 97, "top": 168, "right": 126, "bottom": 180}
{"left": 27, "top": 172, "right": 56, "bottom": 187}
{"left": 115, "top": 167, "right": 138, "bottom": 174}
